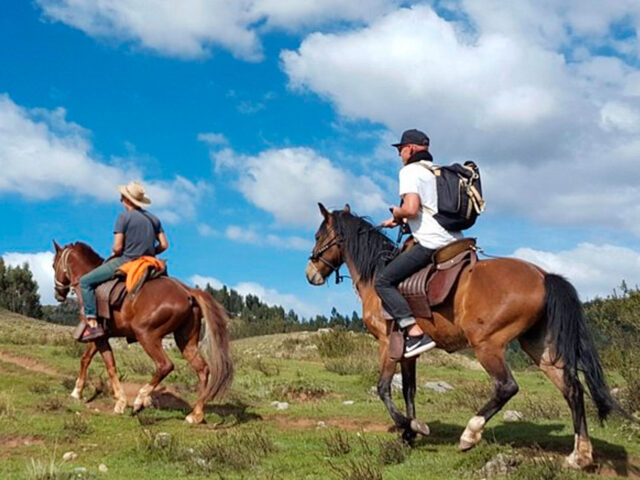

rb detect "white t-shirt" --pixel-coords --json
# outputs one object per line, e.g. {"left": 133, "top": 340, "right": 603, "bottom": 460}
{"left": 398, "top": 160, "right": 462, "bottom": 249}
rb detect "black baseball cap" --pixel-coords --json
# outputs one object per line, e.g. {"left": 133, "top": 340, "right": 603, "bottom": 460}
{"left": 392, "top": 129, "right": 430, "bottom": 147}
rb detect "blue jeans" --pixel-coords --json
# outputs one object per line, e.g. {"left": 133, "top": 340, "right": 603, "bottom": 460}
{"left": 374, "top": 243, "right": 435, "bottom": 329}
{"left": 79, "top": 257, "right": 127, "bottom": 318}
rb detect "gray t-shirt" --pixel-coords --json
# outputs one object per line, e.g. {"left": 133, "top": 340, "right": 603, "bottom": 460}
{"left": 114, "top": 209, "right": 163, "bottom": 260}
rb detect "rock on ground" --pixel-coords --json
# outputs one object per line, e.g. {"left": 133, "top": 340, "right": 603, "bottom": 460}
{"left": 503, "top": 410, "right": 524, "bottom": 422}
{"left": 423, "top": 381, "right": 454, "bottom": 393}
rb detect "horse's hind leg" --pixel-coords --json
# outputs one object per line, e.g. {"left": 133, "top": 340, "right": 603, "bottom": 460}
{"left": 460, "top": 343, "right": 519, "bottom": 451}
{"left": 174, "top": 316, "right": 209, "bottom": 424}
{"left": 133, "top": 334, "right": 174, "bottom": 413}
{"left": 71, "top": 342, "right": 98, "bottom": 400}
{"left": 519, "top": 334, "right": 593, "bottom": 469}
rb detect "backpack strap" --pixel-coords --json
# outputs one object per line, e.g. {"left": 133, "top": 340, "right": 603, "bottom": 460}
{"left": 415, "top": 161, "right": 438, "bottom": 216}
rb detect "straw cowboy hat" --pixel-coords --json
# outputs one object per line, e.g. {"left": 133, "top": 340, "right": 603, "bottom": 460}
{"left": 118, "top": 181, "right": 151, "bottom": 208}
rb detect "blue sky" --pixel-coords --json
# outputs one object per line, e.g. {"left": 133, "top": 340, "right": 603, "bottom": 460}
{"left": 2, "top": 0, "right": 640, "bottom": 318}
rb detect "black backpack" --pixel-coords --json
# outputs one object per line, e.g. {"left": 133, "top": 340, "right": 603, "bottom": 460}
{"left": 419, "top": 161, "right": 485, "bottom": 231}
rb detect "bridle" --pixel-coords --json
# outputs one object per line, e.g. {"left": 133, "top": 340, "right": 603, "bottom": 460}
{"left": 53, "top": 247, "right": 74, "bottom": 298}
{"left": 309, "top": 235, "right": 348, "bottom": 284}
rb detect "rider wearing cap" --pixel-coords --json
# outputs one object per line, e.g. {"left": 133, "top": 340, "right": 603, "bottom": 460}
{"left": 376, "top": 129, "right": 462, "bottom": 357}
{"left": 77, "top": 181, "right": 169, "bottom": 342}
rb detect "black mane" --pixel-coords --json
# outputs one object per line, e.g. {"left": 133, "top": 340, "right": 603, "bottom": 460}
{"left": 332, "top": 211, "right": 398, "bottom": 283}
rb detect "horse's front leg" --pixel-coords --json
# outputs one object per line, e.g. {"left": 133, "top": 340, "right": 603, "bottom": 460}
{"left": 95, "top": 339, "right": 128, "bottom": 414}
{"left": 377, "top": 340, "right": 412, "bottom": 435}
{"left": 71, "top": 342, "right": 98, "bottom": 400}
{"left": 400, "top": 357, "right": 429, "bottom": 441}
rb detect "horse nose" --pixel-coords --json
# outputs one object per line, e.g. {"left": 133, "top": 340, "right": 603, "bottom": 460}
{"left": 305, "top": 261, "right": 325, "bottom": 286}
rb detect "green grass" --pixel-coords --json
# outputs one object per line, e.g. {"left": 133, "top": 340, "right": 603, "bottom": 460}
{"left": 0, "top": 309, "right": 638, "bottom": 479}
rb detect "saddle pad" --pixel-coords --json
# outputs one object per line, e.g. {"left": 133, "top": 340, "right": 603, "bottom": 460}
{"left": 95, "top": 278, "right": 127, "bottom": 319}
{"left": 381, "top": 250, "right": 477, "bottom": 320}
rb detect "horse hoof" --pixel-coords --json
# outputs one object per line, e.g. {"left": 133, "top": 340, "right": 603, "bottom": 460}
{"left": 459, "top": 439, "right": 476, "bottom": 452}
{"left": 563, "top": 452, "right": 592, "bottom": 470}
{"left": 410, "top": 419, "right": 430, "bottom": 436}
{"left": 142, "top": 395, "right": 153, "bottom": 408}
{"left": 114, "top": 401, "right": 127, "bottom": 415}
{"left": 401, "top": 428, "right": 417, "bottom": 444}
{"left": 70, "top": 390, "right": 82, "bottom": 401}
{"left": 185, "top": 413, "right": 204, "bottom": 424}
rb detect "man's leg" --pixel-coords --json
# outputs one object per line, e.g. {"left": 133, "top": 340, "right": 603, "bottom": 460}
{"left": 374, "top": 244, "right": 436, "bottom": 357}
{"left": 78, "top": 257, "right": 126, "bottom": 341}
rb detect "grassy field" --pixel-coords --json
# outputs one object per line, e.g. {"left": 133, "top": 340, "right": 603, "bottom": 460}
{"left": 0, "top": 309, "right": 639, "bottom": 479}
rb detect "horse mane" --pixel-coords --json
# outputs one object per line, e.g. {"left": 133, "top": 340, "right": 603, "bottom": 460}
{"left": 332, "top": 210, "right": 398, "bottom": 283}
{"left": 68, "top": 241, "right": 104, "bottom": 264}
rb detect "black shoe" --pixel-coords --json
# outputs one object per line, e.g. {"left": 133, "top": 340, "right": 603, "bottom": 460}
{"left": 404, "top": 334, "right": 436, "bottom": 358}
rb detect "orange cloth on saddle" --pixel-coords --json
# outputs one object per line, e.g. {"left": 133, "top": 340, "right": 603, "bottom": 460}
{"left": 117, "top": 256, "right": 166, "bottom": 292}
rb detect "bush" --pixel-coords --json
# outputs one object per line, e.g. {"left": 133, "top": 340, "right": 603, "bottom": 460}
{"left": 323, "top": 429, "right": 352, "bottom": 457}
{"left": 378, "top": 438, "right": 410, "bottom": 465}
{"left": 190, "top": 428, "right": 276, "bottom": 472}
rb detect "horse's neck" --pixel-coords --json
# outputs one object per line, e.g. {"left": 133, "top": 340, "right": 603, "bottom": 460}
{"left": 69, "top": 249, "right": 102, "bottom": 283}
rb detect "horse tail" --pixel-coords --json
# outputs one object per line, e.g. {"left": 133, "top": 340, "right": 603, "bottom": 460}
{"left": 544, "top": 273, "right": 616, "bottom": 422}
{"left": 191, "top": 289, "right": 233, "bottom": 401}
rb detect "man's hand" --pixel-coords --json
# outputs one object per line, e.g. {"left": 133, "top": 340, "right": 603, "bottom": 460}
{"left": 380, "top": 216, "right": 398, "bottom": 228}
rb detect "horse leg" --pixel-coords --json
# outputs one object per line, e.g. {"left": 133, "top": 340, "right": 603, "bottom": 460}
{"left": 71, "top": 342, "right": 98, "bottom": 400}
{"left": 520, "top": 336, "right": 593, "bottom": 469}
{"left": 95, "top": 339, "right": 127, "bottom": 414}
{"left": 460, "top": 344, "right": 519, "bottom": 451}
{"left": 174, "top": 317, "right": 210, "bottom": 424}
{"left": 377, "top": 341, "right": 414, "bottom": 438}
{"left": 132, "top": 335, "right": 174, "bottom": 413}
{"left": 400, "top": 357, "right": 429, "bottom": 440}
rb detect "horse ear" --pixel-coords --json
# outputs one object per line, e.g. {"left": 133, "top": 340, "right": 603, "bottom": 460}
{"left": 53, "top": 240, "right": 61, "bottom": 252}
{"left": 318, "top": 203, "right": 330, "bottom": 219}
{"left": 343, "top": 203, "right": 351, "bottom": 213}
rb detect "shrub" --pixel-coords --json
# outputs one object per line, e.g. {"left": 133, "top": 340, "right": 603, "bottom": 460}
{"left": 327, "top": 458, "right": 383, "bottom": 480}
{"left": 190, "top": 428, "right": 276, "bottom": 472}
{"left": 378, "top": 438, "right": 410, "bottom": 465}
{"left": 0, "top": 391, "right": 15, "bottom": 418}
{"left": 323, "top": 429, "right": 352, "bottom": 457}
{"left": 62, "top": 415, "right": 91, "bottom": 439}
{"left": 250, "top": 357, "right": 280, "bottom": 377}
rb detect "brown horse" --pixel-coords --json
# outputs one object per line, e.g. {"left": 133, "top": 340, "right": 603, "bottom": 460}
{"left": 306, "top": 204, "right": 621, "bottom": 469}
{"left": 52, "top": 241, "right": 233, "bottom": 423}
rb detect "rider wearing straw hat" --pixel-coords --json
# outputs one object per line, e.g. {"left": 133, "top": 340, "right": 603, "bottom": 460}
{"left": 77, "top": 181, "right": 169, "bottom": 342}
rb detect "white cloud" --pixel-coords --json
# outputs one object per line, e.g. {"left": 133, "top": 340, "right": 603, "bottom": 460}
{"left": 0, "top": 94, "right": 204, "bottom": 222}
{"left": 512, "top": 243, "right": 640, "bottom": 300}
{"left": 37, "top": 0, "right": 401, "bottom": 60}
{"left": 2, "top": 251, "right": 56, "bottom": 305}
{"left": 280, "top": 4, "right": 640, "bottom": 234}
{"left": 197, "top": 132, "right": 228, "bottom": 146}
{"left": 225, "top": 225, "right": 312, "bottom": 251}
{"left": 188, "top": 274, "right": 319, "bottom": 317}
{"left": 212, "top": 146, "right": 386, "bottom": 227}
{"left": 189, "top": 274, "right": 224, "bottom": 290}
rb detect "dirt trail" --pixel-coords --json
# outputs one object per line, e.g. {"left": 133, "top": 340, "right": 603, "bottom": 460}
{"left": 0, "top": 350, "right": 63, "bottom": 377}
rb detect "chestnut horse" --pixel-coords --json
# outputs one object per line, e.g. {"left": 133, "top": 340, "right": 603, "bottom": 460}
{"left": 306, "top": 204, "right": 620, "bottom": 469}
{"left": 52, "top": 241, "right": 233, "bottom": 423}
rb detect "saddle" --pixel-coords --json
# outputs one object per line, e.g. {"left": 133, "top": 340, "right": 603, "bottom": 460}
{"left": 383, "top": 238, "right": 478, "bottom": 320}
{"left": 95, "top": 259, "right": 167, "bottom": 321}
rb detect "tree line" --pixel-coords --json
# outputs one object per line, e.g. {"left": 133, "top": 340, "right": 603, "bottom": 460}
{"left": 0, "top": 259, "right": 42, "bottom": 319}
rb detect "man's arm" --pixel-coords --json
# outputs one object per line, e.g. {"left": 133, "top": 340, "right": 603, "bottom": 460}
{"left": 112, "top": 233, "right": 124, "bottom": 256}
{"left": 392, "top": 193, "right": 421, "bottom": 220}
{"left": 155, "top": 232, "right": 169, "bottom": 255}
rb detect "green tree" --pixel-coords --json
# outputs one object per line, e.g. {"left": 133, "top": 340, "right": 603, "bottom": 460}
{"left": 0, "top": 261, "right": 43, "bottom": 318}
